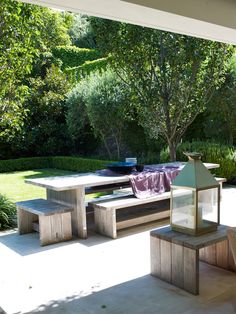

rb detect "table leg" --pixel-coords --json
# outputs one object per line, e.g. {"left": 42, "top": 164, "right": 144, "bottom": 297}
{"left": 47, "top": 187, "right": 87, "bottom": 239}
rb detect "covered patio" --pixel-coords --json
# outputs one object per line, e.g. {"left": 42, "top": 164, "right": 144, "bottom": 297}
{"left": 0, "top": 185, "right": 236, "bottom": 313}
{"left": 1, "top": 1, "right": 236, "bottom": 313}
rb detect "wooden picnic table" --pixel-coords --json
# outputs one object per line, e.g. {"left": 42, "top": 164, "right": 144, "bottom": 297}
{"left": 25, "top": 162, "right": 220, "bottom": 239}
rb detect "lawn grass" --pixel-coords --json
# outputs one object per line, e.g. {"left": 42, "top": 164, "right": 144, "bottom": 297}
{"left": 0, "top": 169, "right": 75, "bottom": 202}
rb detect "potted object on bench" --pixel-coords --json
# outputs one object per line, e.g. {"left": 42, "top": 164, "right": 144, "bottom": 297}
{"left": 170, "top": 152, "right": 220, "bottom": 236}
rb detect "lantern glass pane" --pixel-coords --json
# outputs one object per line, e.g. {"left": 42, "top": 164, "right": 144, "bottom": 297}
{"left": 198, "top": 187, "right": 218, "bottom": 227}
{"left": 172, "top": 188, "right": 195, "bottom": 229}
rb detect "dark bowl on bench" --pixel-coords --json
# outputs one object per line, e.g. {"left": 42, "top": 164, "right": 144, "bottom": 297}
{"left": 107, "top": 162, "right": 136, "bottom": 174}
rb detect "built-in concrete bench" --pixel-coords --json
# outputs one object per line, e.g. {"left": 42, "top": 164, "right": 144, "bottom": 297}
{"left": 16, "top": 198, "right": 73, "bottom": 246}
{"left": 90, "top": 177, "right": 226, "bottom": 239}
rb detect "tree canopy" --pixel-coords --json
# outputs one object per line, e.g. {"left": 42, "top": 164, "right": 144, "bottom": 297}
{"left": 67, "top": 69, "right": 131, "bottom": 158}
{"left": 0, "top": 0, "right": 71, "bottom": 142}
{"left": 91, "top": 19, "right": 233, "bottom": 160}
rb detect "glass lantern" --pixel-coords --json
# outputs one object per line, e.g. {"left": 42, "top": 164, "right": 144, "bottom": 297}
{"left": 170, "top": 152, "right": 220, "bottom": 236}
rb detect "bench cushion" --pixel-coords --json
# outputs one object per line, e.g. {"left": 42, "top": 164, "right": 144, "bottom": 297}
{"left": 16, "top": 198, "right": 73, "bottom": 216}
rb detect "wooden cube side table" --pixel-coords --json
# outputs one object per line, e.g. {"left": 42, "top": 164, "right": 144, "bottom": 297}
{"left": 150, "top": 225, "right": 236, "bottom": 295}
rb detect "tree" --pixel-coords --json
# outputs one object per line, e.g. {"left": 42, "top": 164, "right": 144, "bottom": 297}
{"left": 204, "top": 56, "right": 236, "bottom": 145}
{"left": 67, "top": 69, "right": 131, "bottom": 158}
{"left": 20, "top": 65, "right": 71, "bottom": 156}
{"left": 0, "top": 0, "right": 41, "bottom": 142}
{"left": 0, "top": 0, "right": 72, "bottom": 149}
{"left": 91, "top": 19, "right": 233, "bottom": 161}
{"left": 68, "top": 14, "right": 96, "bottom": 48}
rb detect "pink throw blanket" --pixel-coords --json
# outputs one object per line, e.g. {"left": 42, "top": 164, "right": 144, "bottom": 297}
{"left": 129, "top": 165, "right": 182, "bottom": 199}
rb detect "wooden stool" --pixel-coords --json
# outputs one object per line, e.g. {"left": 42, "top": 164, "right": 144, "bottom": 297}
{"left": 16, "top": 198, "right": 73, "bottom": 246}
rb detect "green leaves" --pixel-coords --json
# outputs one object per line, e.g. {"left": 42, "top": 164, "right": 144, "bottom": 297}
{"left": 0, "top": 0, "right": 74, "bottom": 155}
{"left": 0, "top": 194, "right": 16, "bottom": 230}
{"left": 92, "top": 20, "right": 233, "bottom": 160}
{"left": 67, "top": 69, "right": 131, "bottom": 158}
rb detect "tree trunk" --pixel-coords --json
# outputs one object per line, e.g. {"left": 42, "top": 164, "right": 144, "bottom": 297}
{"left": 101, "top": 135, "right": 112, "bottom": 159}
{"left": 168, "top": 142, "right": 177, "bottom": 162}
{"left": 228, "top": 129, "right": 234, "bottom": 146}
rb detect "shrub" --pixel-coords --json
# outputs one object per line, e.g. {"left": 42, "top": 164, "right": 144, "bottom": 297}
{"left": 65, "top": 57, "right": 109, "bottom": 84}
{"left": 0, "top": 194, "right": 16, "bottom": 230}
{"left": 52, "top": 156, "right": 111, "bottom": 172}
{"left": 22, "top": 65, "right": 72, "bottom": 157}
{"left": 52, "top": 46, "right": 101, "bottom": 69}
{"left": 0, "top": 156, "right": 112, "bottom": 173}
{"left": 0, "top": 157, "right": 52, "bottom": 173}
{"left": 66, "top": 69, "right": 131, "bottom": 159}
{"left": 160, "top": 141, "right": 236, "bottom": 181}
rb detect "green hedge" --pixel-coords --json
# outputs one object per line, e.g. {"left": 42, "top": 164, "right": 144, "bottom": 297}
{"left": 51, "top": 156, "right": 111, "bottom": 172}
{"left": 0, "top": 157, "right": 52, "bottom": 173}
{"left": 0, "top": 156, "right": 111, "bottom": 173}
{"left": 52, "top": 46, "right": 101, "bottom": 69}
{"left": 65, "top": 57, "right": 109, "bottom": 84}
{"left": 160, "top": 141, "right": 236, "bottom": 181}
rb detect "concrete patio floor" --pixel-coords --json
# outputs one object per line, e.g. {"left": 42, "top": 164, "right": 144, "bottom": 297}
{"left": 0, "top": 185, "right": 236, "bottom": 314}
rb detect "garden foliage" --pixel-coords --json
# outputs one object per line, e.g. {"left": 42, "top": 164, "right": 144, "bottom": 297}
{"left": 0, "top": 194, "right": 16, "bottom": 230}
{"left": 0, "top": 2, "right": 236, "bottom": 163}
{"left": 65, "top": 57, "right": 109, "bottom": 84}
{"left": 160, "top": 141, "right": 236, "bottom": 181}
{"left": 67, "top": 69, "right": 131, "bottom": 158}
{"left": 0, "top": 156, "right": 111, "bottom": 173}
{"left": 52, "top": 46, "right": 101, "bottom": 69}
{"left": 91, "top": 19, "right": 233, "bottom": 161}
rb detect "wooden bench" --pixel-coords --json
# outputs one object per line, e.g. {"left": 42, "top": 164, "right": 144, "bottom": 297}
{"left": 90, "top": 177, "right": 226, "bottom": 239}
{"left": 16, "top": 198, "right": 73, "bottom": 246}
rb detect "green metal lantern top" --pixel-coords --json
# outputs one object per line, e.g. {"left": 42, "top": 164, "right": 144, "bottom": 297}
{"left": 184, "top": 152, "right": 202, "bottom": 160}
{"left": 172, "top": 151, "right": 219, "bottom": 189}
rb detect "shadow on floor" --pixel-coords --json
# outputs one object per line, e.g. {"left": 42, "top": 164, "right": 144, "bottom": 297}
{"left": 0, "top": 218, "right": 170, "bottom": 256}
{"left": 25, "top": 267, "right": 236, "bottom": 314}
{"left": 0, "top": 230, "right": 80, "bottom": 256}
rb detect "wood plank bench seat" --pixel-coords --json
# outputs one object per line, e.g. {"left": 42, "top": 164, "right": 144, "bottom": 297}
{"left": 90, "top": 177, "right": 226, "bottom": 239}
{"left": 16, "top": 198, "right": 73, "bottom": 246}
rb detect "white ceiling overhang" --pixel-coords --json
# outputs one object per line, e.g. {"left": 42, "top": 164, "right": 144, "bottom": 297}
{"left": 20, "top": 0, "right": 236, "bottom": 44}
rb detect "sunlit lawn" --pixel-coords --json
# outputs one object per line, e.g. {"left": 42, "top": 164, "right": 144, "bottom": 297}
{"left": 0, "top": 169, "right": 75, "bottom": 202}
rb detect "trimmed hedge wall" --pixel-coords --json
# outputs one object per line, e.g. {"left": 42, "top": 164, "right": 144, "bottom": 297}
{"left": 52, "top": 46, "right": 101, "bottom": 69}
{"left": 160, "top": 141, "right": 236, "bottom": 181}
{"left": 0, "top": 156, "right": 111, "bottom": 173}
{"left": 65, "top": 57, "right": 109, "bottom": 84}
{"left": 52, "top": 156, "right": 110, "bottom": 172}
{"left": 0, "top": 157, "right": 52, "bottom": 173}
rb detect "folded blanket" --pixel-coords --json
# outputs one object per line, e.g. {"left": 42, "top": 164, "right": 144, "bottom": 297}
{"left": 96, "top": 163, "right": 184, "bottom": 199}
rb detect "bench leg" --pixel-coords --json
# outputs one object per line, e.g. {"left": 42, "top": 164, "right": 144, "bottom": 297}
{"left": 94, "top": 207, "right": 117, "bottom": 239}
{"left": 39, "top": 212, "right": 72, "bottom": 246}
{"left": 17, "top": 207, "right": 37, "bottom": 234}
